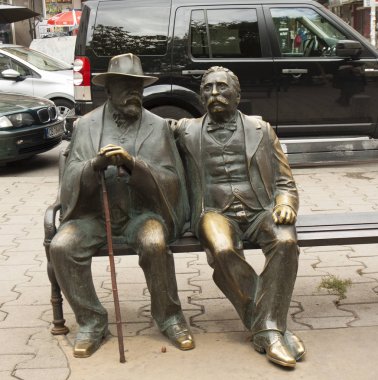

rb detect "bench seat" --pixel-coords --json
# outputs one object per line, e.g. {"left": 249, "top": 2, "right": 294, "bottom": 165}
{"left": 95, "top": 212, "right": 378, "bottom": 256}
{"left": 44, "top": 200, "right": 378, "bottom": 335}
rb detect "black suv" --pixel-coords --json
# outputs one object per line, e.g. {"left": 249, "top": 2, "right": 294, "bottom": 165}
{"left": 73, "top": 0, "right": 378, "bottom": 142}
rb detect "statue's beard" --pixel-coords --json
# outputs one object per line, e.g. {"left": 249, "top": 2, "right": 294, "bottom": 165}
{"left": 113, "top": 97, "right": 142, "bottom": 121}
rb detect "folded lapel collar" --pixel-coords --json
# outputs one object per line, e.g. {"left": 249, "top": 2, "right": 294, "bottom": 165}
{"left": 89, "top": 103, "right": 106, "bottom": 152}
{"left": 135, "top": 109, "right": 153, "bottom": 154}
{"left": 183, "top": 114, "right": 206, "bottom": 162}
{"left": 242, "top": 112, "right": 263, "bottom": 166}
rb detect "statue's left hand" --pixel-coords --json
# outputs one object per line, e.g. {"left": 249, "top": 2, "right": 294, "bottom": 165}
{"left": 99, "top": 144, "right": 134, "bottom": 169}
{"left": 272, "top": 205, "right": 297, "bottom": 225}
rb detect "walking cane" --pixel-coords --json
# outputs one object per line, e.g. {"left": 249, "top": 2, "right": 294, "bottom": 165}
{"left": 101, "top": 171, "right": 126, "bottom": 363}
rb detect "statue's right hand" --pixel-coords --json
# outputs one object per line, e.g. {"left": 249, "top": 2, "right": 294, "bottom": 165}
{"left": 91, "top": 153, "right": 112, "bottom": 171}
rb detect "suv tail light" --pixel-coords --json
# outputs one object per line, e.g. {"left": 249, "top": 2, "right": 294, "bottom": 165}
{"left": 73, "top": 56, "right": 92, "bottom": 101}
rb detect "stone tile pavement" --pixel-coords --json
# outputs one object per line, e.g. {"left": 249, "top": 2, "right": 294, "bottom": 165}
{"left": 1, "top": 160, "right": 378, "bottom": 379}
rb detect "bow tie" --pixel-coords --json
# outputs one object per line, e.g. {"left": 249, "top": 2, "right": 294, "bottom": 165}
{"left": 113, "top": 112, "right": 127, "bottom": 128}
{"left": 207, "top": 121, "right": 237, "bottom": 132}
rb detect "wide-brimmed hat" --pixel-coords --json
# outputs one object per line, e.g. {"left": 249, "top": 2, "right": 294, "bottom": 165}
{"left": 92, "top": 53, "right": 158, "bottom": 87}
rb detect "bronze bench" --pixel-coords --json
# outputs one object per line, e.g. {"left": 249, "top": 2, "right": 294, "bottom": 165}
{"left": 44, "top": 199, "right": 378, "bottom": 335}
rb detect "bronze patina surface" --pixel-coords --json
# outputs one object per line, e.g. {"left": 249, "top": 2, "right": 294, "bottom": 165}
{"left": 49, "top": 53, "right": 194, "bottom": 358}
{"left": 173, "top": 66, "right": 305, "bottom": 368}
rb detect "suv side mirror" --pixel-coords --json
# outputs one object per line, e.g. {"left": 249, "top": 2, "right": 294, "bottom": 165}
{"left": 336, "top": 40, "right": 362, "bottom": 59}
{"left": 1, "top": 68, "right": 23, "bottom": 81}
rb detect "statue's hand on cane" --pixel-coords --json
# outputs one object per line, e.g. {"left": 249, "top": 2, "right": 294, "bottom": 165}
{"left": 92, "top": 144, "right": 135, "bottom": 174}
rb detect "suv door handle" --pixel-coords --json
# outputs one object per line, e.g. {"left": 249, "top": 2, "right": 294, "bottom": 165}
{"left": 282, "top": 68, "right": 308, "bottom": 74}
{"left": 182, "top": 70, "right": 206, "bottom": 75}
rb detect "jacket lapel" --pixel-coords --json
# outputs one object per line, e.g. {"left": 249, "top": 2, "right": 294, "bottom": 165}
{"left": 242, "top": 112, "right": 263, "bottom": 167}
{"left": 183, "top": 115, "right": 205, "bottom": 162}
{"left": 135, "top": 109, "right": 154, "bottom": 155}
{"left": 89, "top": 103, "right": 106, "bottom": 152}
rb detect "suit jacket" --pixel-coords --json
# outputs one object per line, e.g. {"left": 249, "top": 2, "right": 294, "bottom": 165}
{"left": 59, "top": 103, "right": 189, "bottom": 242}
{"left": 175, "top": 111, "right": 298, "bottom": 232}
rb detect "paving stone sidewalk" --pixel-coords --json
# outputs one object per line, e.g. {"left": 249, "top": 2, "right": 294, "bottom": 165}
{"left": 1, "top": 161, "right": 378, "bottom": 379}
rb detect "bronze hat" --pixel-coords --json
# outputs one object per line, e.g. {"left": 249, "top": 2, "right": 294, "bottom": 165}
{"left": 92, "top": 53, "right": 158, "bottom": 87}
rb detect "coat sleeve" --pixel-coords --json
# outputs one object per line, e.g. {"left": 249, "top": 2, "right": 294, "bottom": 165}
{"left": 60, "top": 121, "right": 101, "bottom": 222}
{"left": 266, "top": 122, "right": 299, "bottom": 214}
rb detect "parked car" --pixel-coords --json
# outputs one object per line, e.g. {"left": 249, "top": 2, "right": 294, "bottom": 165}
{"left": 0, "top": 44, "right": 74, "bottom": 119}
{"left": 73, "top": 0, "right": 378, "bottom": 143}
{"left": 0, "top": 93, "right": 64, "bottom": 164}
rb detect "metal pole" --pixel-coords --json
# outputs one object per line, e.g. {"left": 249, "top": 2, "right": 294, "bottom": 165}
{"left": 101, "top": 173, "right": 126, "bottom": 363}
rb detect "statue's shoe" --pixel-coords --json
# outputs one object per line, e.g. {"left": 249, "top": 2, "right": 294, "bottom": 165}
{"left": 284, "top": 330, "right": 306, "bottom": 361}
{"left": 253, "top": 331, "right": 296, "bottom": 368}
{"left": 163, "top": 322, "right": 195, "bottom": 350}
{"left": 73, "top": 329, "right": 108, "bottom": 358}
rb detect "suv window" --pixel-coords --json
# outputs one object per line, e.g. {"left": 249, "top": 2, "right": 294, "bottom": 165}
{"left": 270, "top": 8, "right": 348, "bottom": 57}
{"left": 91, "top": 3, "right": 170, "bottom": 56}
{"left": 190, "top": 8, "right": 262, "bottom": 59}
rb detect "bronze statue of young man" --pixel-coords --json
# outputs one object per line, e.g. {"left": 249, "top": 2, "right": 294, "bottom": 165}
{"left": 50, "top": 53, "right": 194, "bottom": 358}
{"left": 174, "top": 66, "right": 305, "bottom": 368}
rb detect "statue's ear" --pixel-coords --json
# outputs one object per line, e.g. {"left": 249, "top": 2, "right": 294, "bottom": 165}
{"left": 105, "top": 86, "right": 111, "bottom": 99}
{"left": 236, "top": 92, "right": 241, "bottom": 105}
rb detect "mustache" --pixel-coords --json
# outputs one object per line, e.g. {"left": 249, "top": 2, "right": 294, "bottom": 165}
{"left": 207, "top": 96, "right": 229, "bottom": 106}
{"left": 120, "top": 96, "right": 142, "bottom": 107}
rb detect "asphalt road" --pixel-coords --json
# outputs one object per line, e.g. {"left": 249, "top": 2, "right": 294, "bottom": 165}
{"left": 0, "top": 140, "right": 69, "bottom": 178}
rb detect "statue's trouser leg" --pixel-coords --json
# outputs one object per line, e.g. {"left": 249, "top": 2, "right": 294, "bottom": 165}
{"left": 128, "top": 216, "right": 183, "bottom": 331}
{"left": 246, "top": 211, "right": 299, "bottom": 335}
{"left": 198, "top": 212, "right": 258, "bottom": 327}
{"left": 50, "top": 219, "right": 108, "bottom": 337}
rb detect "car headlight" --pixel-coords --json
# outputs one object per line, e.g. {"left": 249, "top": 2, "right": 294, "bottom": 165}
{"left": 0, "top": 116, "right": 12, "bottom": 128}
{"left": 0, "top": 113, "right": 35, "bottom": 128}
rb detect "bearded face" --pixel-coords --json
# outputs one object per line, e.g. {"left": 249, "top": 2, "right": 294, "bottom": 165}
{"left": 106, "top": 77, "right": 143, "bottom": 121}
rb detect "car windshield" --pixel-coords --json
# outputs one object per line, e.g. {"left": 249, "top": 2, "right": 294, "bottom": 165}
{"left": 2, "top": 46, "right": 72, "bottom": 71}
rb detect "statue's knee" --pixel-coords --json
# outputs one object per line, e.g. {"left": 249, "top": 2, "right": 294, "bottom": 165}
{"left": 50, "top": 234, "right": 71, "bottom": 263}
{"left": 137, "top": 219, "right": 167, "bottom": 256}
{"left": 276, "top": 236, "right": 297, "bottom": 250}
{"left": 199, "top": 212, "right": 224, "bottom": 233}
{"left": 274, "top": 237, "right": 299, "bottom": 264}
{"left": 213, "top": 247, "right": 232, "bottom": 260}
{"left": 50, "top": 225, "right": 85, "bottom": 262}
{"left": 199, "top": 212, "right": 235, "bottom": 254}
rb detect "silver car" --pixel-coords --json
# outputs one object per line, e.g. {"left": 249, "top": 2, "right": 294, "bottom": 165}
{"left": 0, "top": 44, "right": 74, "bottom": 118}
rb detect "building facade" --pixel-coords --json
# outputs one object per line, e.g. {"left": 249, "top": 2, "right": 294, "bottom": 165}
{"left": 0, "top": 0, "right": 82, "bottom": 45}
{"left": 328, "top": 0, "right": 377, "bottom": 43}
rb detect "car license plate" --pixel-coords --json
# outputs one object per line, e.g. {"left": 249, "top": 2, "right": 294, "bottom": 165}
{"left": 45, "top": 123, "right": 64, "bottom": 138}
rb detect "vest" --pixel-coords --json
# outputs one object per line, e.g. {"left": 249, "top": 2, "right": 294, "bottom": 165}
{"left": 202, "top": 120, "right": 262, "bottom": 212}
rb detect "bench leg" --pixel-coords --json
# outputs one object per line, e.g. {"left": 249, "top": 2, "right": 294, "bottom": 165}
{"left": 46, "top": 252, "right": 69, "bottom": 335}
